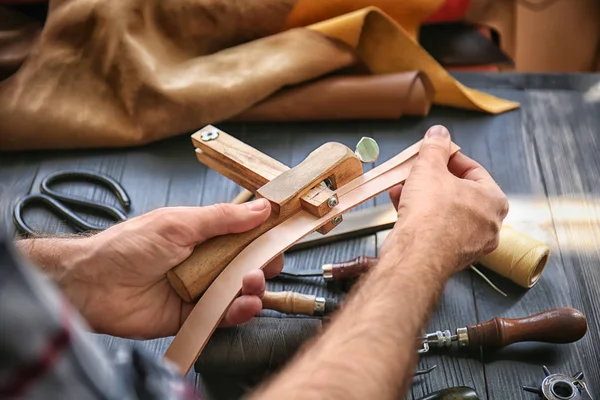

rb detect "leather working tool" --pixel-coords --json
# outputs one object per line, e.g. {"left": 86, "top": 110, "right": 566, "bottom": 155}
{"left": 418, "top": 308, "right": 587, "bottom": 353}
{"left": 12, "top": 170, "right": 130, "bottom": 236}
{"left": 278, "top": 255, "right": 378, "bottom": 281}
{"left": 163, "top": 126, "right": 460, "bottom": 373}
{"left": 166, "top": 125, "right": 372, "bottom": 303}
{"left": 166, "top": 129, "right": 383, "bottom": 303}
{"left": 262, "top": 291, "right": 339, "bottom": 317}
{"left": 523, "top": 366, "right": 593, "bottom": 400}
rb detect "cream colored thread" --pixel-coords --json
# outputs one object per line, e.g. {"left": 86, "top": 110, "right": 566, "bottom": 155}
{"left": 470, "top": 265, "right": 508, "bottom": 297}
{"left": 477, "top": 225, "right": 550, "bottom": 288}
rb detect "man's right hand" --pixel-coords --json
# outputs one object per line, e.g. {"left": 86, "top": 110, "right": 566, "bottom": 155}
{"left": 384, "top": 125, "right": 509, "bottom": 275}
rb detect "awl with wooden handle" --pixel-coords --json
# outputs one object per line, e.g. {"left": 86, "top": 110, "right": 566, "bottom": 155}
{"left": 279, "top": 255, "right": 377, "bottom": 281}
{"left": 262, "top": 291, "right": 339, "bottom": 316}
{"left": 419, "top": 308, "right": 587, "bottom": 353}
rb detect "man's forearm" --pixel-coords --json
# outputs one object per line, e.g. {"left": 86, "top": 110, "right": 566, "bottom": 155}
{"left": 14, "top": 238, "right": 88, "bottom": 285}
{"left": 253, "top": 227, "right": 453, "bottom": 400}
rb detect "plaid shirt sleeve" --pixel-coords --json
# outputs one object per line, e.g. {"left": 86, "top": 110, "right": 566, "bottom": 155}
{"left": 0, "top": 238, "right": 198, "bottom": 400}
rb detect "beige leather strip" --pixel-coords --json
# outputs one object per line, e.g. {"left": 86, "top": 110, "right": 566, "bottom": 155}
{"left": 164, "top": 140, "right": 460, "bottom": 374}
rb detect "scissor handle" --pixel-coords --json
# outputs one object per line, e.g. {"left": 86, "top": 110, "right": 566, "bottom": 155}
{"left": 13, "top": 194, "right": 127, "bottom": 236}
{"left": 40, "top": 170, "right": 131, "bottom": 210}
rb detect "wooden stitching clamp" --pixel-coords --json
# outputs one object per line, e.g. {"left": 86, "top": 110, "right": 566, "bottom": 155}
{"left": 166, "top": 125, "right": 377, "bottom": 302}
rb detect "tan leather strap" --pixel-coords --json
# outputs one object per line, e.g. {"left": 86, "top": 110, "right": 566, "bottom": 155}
{"left": 164, "top": 140, "right": 460, "bottom": 373}
{"left": 232, "top": 72, "right": 434, "bottom": 121}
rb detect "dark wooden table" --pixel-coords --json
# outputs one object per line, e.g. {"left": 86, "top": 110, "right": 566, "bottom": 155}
{"left": 1, "top": 72, "right": 599, "bottom": 399}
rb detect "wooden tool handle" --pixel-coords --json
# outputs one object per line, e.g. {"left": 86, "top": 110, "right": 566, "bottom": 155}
{"left": 324, "top": 255, "right": 378, "bottom": 281}
{"left": 465, "top": 307, "right": 587, "bottom": 349}
{"left": 169, "top": 127, "right": 365, "bottom": 303}
{"left": 167, "top": 214, "right": 279, "bottom": 302}
{"left": 262, "top": 291, "right": 317, "bottom": 316}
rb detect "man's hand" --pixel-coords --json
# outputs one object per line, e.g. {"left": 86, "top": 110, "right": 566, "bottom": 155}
{"left": 16, "top": 199, "right": 283, "bottom": 339}
{"left": 253, "top": 125, "right": 509, "bottom": 400}
{"left": 385, "top": 125, "right": 509, "bottom": 274}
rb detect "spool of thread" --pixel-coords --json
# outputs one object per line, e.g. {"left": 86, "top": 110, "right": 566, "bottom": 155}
{"left": 477, "top": 225, "right": 550, "bottom": 288}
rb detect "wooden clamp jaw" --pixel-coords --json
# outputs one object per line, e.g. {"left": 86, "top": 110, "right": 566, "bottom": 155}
{"left": 166, "top": 125, "right": 364, "bottom": 302}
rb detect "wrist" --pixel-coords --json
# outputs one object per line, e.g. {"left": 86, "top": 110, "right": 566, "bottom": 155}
{"left": 379, "top": 220, "right": 457, "bottom": 281}
{"left": 15, "top": 237, "right": 92, "bottom": 286}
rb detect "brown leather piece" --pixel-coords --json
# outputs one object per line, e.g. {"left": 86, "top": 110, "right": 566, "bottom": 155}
{"left": 0, "top": 1, "right": 517, "bottom": 151}
{"left": 309, "top": 8, "right": 519, "bottom": 113}
{"left": 0, "top": 0, "right": 356, "bottom": 150}
{"left": 0, "top": 6, "right": 41, "bottom": 80}
{"left": 232, "top": 71, "right": 433, "bottom": 122}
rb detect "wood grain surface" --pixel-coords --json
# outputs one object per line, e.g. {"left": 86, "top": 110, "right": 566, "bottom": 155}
{"left": 1, "top": 73, "right": 599, "bottom": 399}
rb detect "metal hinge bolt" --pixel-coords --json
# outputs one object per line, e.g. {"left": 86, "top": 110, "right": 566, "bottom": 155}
{"left": 327, "top": 196, "right": 338, "bottom": 208}
{"left": 201, "top": 130, "right": 219, "bottom": 141}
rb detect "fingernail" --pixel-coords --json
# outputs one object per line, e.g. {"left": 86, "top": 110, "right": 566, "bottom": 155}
{"left": 426, "top": 125, "right": 449, "bottom": 139}
{"left": 246, "top": 198, "right": 269, "bottom": 211}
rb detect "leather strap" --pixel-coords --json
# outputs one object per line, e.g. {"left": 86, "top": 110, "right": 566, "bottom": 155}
{"left": 232, "top": 71, "right": 434, "bottom": 121}
{"left": 164, "top": 140, "right": 460, "bottom": 373}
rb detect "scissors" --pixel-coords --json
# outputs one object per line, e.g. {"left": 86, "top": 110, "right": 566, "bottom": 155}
{"left": 13, "top": 170, "right": 131, "bottom": 236}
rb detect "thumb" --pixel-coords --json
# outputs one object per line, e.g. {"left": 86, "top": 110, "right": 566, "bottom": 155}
{"left": 418, "top": 125, "right": 452, "bottom": 169}
{"left": 187, "top": 198, "right": 272, "bottom": 243}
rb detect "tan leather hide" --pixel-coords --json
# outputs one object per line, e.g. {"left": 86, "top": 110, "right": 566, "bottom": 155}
{"left": 0, "top": 0, "right": 517, "bottom": 151}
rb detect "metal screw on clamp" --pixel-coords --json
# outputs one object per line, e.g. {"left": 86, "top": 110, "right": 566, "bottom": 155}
{"left": 355, "top": 137, "right": 380, "bottom": 163}
{"left": 332, "top": 216, "right": 342, "bottom": 226}
{"left": 201, "top": 131, "right": 219, "bottom": 141}
{"left": 327, "top": 196, "right": 338, "bottom": 208}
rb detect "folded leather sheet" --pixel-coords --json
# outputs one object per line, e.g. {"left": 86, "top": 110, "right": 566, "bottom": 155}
{"left": 0, "top": 0, "right": 518, "bottom": 151}
{"left": 233, "top": 71, "right": 434, "bottom": 121}
{"left": 309, "top": 8, "right": 519, "bottom": 113}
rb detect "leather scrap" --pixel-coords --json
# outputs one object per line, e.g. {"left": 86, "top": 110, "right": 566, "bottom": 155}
{"left": 233, "top": 71, "right": 434, "bottom": 121}
{"left": 0, "top": 1, "right": 517, "bottom": 151}
{"left": 0, "top": 0, "right": 353, "bottom": 150}
{"left": 308, "top": 7, "right": 520, "bottom": 113}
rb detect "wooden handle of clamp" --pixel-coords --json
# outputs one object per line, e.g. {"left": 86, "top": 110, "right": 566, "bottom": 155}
{"left": 262, "top": 291, "right": 318, "bottom": 316}
{"left": 167, "top": 214, "right": 279, "bottom": 302}
{"left": 465, "top": 307, "right": 587, "bottom": 349}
